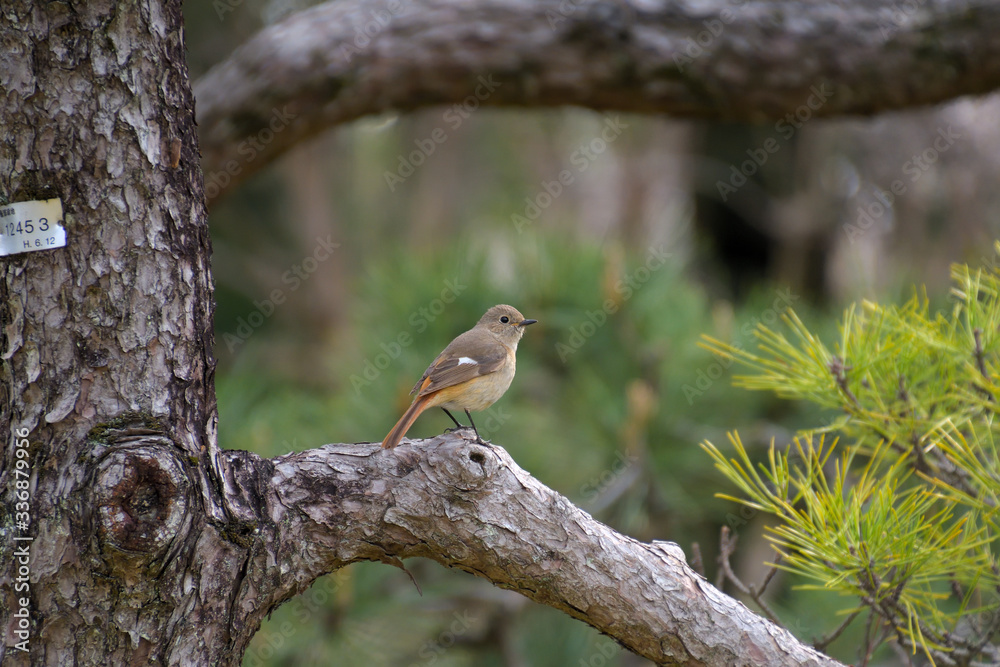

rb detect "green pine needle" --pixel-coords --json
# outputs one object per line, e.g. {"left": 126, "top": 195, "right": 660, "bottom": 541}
{"left": 702, "top": 252, "right": 1000, "bottom": 661}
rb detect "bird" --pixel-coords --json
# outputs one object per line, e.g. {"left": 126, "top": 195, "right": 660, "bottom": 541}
{"left": 381, "top": 304, "right": 536, "bottom": 449}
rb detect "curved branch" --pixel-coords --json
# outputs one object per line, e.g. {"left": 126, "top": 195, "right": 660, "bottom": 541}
{"left": 240, "top": 434, "right": 844, "bottom": 666}
{"left": 194, "top": 0, "right": 1000, "bottom": 201}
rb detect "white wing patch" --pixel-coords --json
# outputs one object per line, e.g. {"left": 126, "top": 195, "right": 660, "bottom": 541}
{"left": 457, "top": 357, "right": 478, "bottom": 365}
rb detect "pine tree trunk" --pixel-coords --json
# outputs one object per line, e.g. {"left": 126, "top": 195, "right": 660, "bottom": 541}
{"left": 0, "top": 1, "right": 236, "bottom": 663}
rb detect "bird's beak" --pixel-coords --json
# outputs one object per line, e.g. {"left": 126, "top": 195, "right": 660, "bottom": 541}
{"left": 519, "top": 319, "right": 537, "bottom": 327}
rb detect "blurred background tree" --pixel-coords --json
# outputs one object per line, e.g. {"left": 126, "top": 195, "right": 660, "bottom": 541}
{"left": 178, "top": 1, "right": 1000, "bottom": 664}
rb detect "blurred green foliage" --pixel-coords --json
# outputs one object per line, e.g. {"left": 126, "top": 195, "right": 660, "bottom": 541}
{"left": 179, "top": 5, "right": 1000, "bottom": 665}
{"left": 216, "top": 231, "right": 879, "bottom": 666}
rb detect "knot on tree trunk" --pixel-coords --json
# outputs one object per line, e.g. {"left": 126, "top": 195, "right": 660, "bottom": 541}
{"left": 94, "top": 440, "right": 190, "bottom": 559}
{"left": 419, "top": 437, "right": 499, "bottom": 491}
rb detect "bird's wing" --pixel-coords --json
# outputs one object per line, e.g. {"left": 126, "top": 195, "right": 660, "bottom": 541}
{"left": 411, "top": 335, "right": 507, "bottom": 397}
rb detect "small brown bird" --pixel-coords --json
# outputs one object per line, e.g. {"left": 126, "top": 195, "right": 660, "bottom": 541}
{"left": 381, "top": 304, "right": 536, "bottom": 449}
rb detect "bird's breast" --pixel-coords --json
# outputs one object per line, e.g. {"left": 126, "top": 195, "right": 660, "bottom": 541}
{"left": 430, "top": 357, "right": 515, "bottom": 411}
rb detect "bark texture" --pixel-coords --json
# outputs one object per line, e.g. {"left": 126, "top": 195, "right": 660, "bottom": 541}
{"left": 195, "top": 0, "right": 1000, "bottom": 201}
{"left": 0, "top": 1, "right": 229, "bottom": 664}
{"left": 264, "top": 435, "right": 843, "bottom": 666}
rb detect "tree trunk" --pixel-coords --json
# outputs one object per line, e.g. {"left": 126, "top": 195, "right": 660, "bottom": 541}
{"left": 195, "top": 0, "right": 1000, "bottom": 201}
{"left": 1, "top": 2, "right": 847, "bottom": 665}
{"left": 1, "top": 1, "right": 226, "bottom": 663}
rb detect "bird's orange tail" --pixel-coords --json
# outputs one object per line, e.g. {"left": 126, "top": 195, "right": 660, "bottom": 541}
{"left": 381, "top": 395, "right": 431, "bottom": 449}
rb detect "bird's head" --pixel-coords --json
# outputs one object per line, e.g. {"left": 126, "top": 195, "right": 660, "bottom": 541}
{"left": 478, "top": 304, "right": 537, "bottom": 345}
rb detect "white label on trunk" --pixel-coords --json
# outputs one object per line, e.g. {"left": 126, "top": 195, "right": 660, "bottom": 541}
{"left": 0, "top": 198, "right": 67, "bottom": 256}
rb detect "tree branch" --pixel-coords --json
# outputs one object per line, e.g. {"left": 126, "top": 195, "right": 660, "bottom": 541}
{"left": 194, "top": 0, "right": 1000, "bottom": 201}
{"left": 240, "top": 433, "right": 844, "bottom": 666}
{"left": 715, "top": 526, "right": 784, "bottom": 625}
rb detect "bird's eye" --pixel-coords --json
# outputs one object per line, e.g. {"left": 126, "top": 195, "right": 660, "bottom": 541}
{"left": 500, "top": 316, "right": 509, "bottom": 323}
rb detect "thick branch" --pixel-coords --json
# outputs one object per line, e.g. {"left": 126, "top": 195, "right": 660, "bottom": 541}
{"left": 195, "top": 0, "right": 1000, "bottom": 200}
{"left": 250, "top": 433, "right": 844, "bottom": 666}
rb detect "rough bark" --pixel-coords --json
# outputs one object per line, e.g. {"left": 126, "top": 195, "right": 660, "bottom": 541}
{"left": 0, "top": 1, "right": 848, "bottom": 665}
{"left": 0, "top": 1, "right": 229, "bottom": 664}
{"left": 194, "top": 0, "right": 1000, "bottom": 201}
{"left": 264, "top": 435, "right": 842, "bottom": 666}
